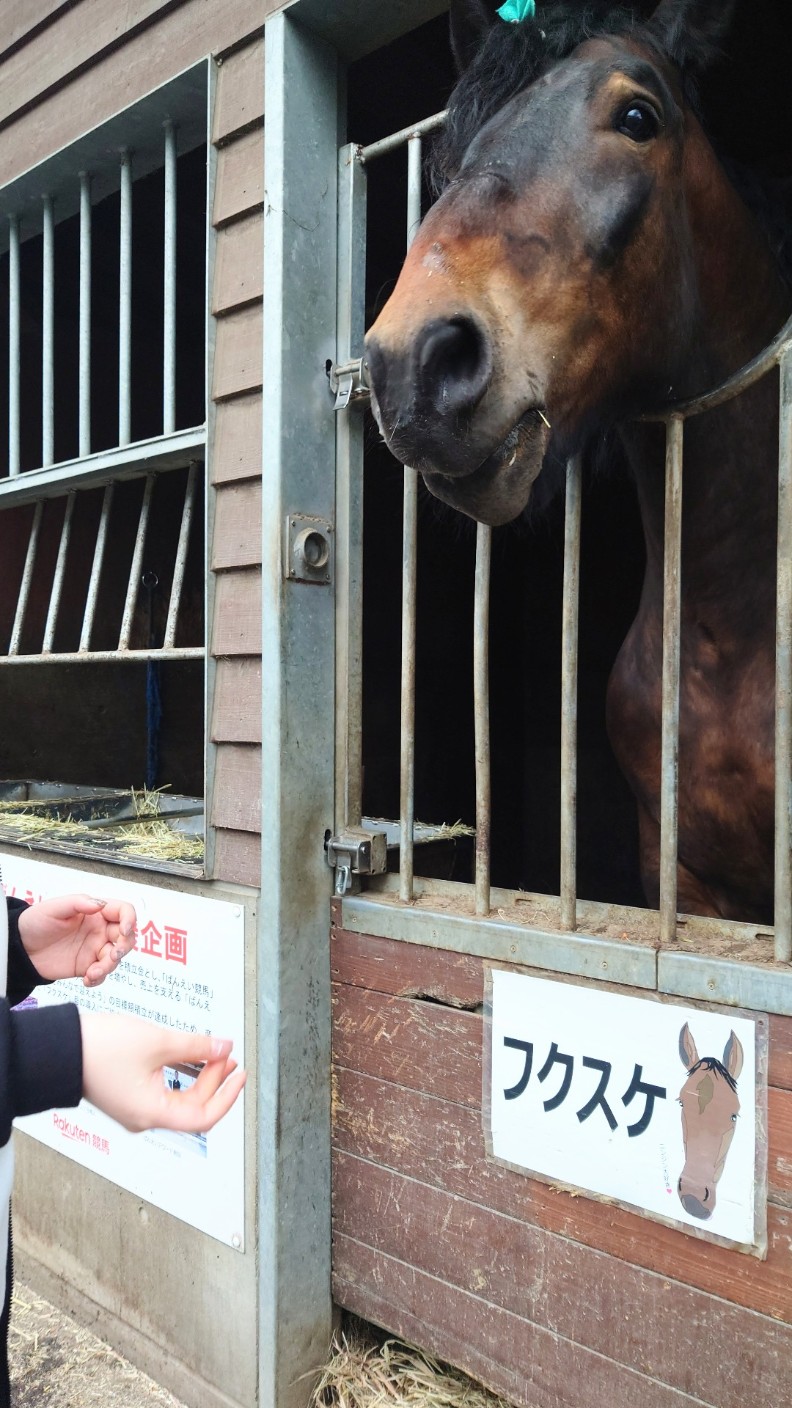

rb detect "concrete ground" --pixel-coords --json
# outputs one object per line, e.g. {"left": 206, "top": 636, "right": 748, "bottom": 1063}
{"left": 9, "top": 1283, "right": 186, "bottom": 1407}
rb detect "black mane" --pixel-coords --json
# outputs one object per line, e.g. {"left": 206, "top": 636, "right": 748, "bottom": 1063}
{"left": 432, "top": 5, "right": 657, "bottom": 191}
{"left": 687, "top": 1056, "right": 738, "bottom": 1091}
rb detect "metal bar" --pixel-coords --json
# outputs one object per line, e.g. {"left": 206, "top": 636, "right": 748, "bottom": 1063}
{"left": 42, "top": 196, "right": 55, "bottom": 467}
{"left": 79, "top": 172, "right": 91, "bottom": 458}
{"left": 8, "top": 214, "right": 20, "bottom": 477}
{"left": 360, "top": 109, "right": 446, "bottom": 163}
{"left": 163, "top": 462, "right": 197, "bottom": 648}
{"left": 0, "top": 647, "right": 204, "bottom": 664}
{"left": 118, "top": 473, "right": 155, "bottom": 649}
{"left": 79, "top": 482, "right": 114, "bottom": 651}
{"left": 42, "top": 491, "right": 76, "bottom": 651}
{"left": 474, "top": 522, "right": 492, "bottom": 916}
{"left": 334, "top": 144, "right": 367, "bottom": 833}
{"left": 644, "top": 309, "right": 792, "bottom": 423}
{"left": 659, "top": 414, "right": 684, "bottom": 944}
{"left": 118, "top": 149, "right": 133, "bottom": 447}
{"left": 775, "top": 350, "right": 792, "bottom": 961}
{"left": 9, "top": 500, "right": 43, "bottom": 653}
{"left": 399, "top": 131, "right": 423, "bottom": 903}
{"left": 0, "top": 426, "right": 205, "bottom": 504}
{"left": 163, "top": 119, "right": 177, "bottom": 435}
{"left": 560, "top": 453, "right": 583, "bottom": 930}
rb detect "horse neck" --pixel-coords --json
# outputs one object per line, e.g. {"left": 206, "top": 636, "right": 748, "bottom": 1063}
{"left": 620, "top": 145, "right": 791, "bottom": 641}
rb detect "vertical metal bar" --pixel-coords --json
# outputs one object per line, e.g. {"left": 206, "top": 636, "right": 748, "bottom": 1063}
{"left": 9, "top": 501, "right": 43, "bottom": 653}
{"left": 399, "top": 131, "right": 422, "bottom": 903}
{"left": 560, "top": 453, "right": 583, "bottom": 931}
{"left": 775, "top": 352, "right": 792, "bottom": 961}
{"left": 8, "top": 214, "right": 20, "bottom": 478}
{"left": 118, "top": 149, "right": 133, "bottom": 447}
{"left": 43, "top": 491, "right": 76, "bottom": 651}
{"left": 334, "top": 144, "right": 367, "bottom": 833}
{"left": 660, "top": 414, "right": 684, "bottom": 944}
{"left": 80, "top": 482, "right": 114, "bottom": 651}
{"left": 163, "top": 462, "right": 197, "bottom": 648}
{"left": 118, "top": 473, "right": 155, "bottom": 649}
{"left": 163, "top": 119, "right": 177, "bottom": 434}
{"left": 474, "top": 522, "right": 492, "bottom": 916}
{"left": 79, "top": 171, "right": 92, "bottom": 458}
{"left": 42, "top": 196, "right": 55, "bottom": 468}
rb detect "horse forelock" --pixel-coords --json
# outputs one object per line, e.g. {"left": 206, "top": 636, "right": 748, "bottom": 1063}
{"left": 431, "top": 5, "right": 667, "bottom": 193}
{"left": 686, "top": 1055, "right": 738, "bottom": 1092}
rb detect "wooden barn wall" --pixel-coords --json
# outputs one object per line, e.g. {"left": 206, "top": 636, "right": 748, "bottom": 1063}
{"left": 332, "top": 912, "right": 792, "bottom": 1408}
{"left": 209, "top": 35, "right": 264, "bottom": 889}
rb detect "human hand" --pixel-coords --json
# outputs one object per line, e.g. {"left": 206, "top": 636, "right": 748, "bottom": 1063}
{"left": 80, "top": 1012, "right": 246, "bottom": 1134}
{"left": 18, "top": 894, "right": 137, "bottom": 987}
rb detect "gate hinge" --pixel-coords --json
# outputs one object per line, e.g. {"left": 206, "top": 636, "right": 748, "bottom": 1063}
{"left": 326, "top": 826, "right": 387, "bottom": 896}
{"left": 327, "top": 357, "right": 370, "bottom": 411}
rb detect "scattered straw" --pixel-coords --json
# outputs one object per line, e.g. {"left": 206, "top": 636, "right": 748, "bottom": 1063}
{"left": 312, "top": 1317, "right": 513, "bottom": 1408}
{"left": 0, "top": 786, "right": 203, "bottom": 864}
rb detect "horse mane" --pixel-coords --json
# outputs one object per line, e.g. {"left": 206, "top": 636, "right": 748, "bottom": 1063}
{"left": 686, "top": 1056, "right": 738, "bottom": 1091}
{"left": 432, "top": 5, "right": 664, "bottom": 192}
{"left": 431, "top": 2, "right": 792, "bottom": 292}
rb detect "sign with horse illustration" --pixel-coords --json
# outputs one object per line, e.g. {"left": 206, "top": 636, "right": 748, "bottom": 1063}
{"left": 487, "top": 971, "right": 767, "bottom": 1254}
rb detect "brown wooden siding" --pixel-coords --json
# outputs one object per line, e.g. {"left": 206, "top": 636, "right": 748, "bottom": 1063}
{"left": 208, "top": 37, "right": 264, "bottom": 883}
{"left": 0, "top": 0, "right": 263, "bottom": 185}
{"left": 332, "top": 919, "right": 792, "bottom": 1407}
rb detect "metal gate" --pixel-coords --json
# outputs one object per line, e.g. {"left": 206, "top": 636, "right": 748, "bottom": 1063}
{"left": 331, "top": 106, "right": 792, "bottom": 1015}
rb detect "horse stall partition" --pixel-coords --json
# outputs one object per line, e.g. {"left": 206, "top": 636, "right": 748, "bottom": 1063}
{"left": 328, "top": 7, "right": 792, "bottom": 1407}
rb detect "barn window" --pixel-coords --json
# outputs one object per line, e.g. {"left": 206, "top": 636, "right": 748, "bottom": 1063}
{"left": 0, "top": 65, "right": 209, "bottom": 873}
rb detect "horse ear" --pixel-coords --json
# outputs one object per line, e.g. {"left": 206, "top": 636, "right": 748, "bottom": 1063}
{"left": 723, "top": 1031, "right": 744, "bottom": 1080}
{"left": 450, "top": 0, "right": 495, "bottom": 73}
{"left": 679, "top": 1022, "right": 698, "bottom": 1069}
{"left": 648, "top": 0, "right": 737, "bottom": 70}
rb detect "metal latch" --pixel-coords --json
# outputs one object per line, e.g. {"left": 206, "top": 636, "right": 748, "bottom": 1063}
{"left": 326, "top": 826, "right": 387, "bottom": 896}
{"left": 327, "top": 357, "right": 370, "bottom": 411}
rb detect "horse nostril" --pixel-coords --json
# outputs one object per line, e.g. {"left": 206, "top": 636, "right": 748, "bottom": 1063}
{"left": 703, "top": 1187, "right": 710, "bottom": 1202}
{"left": 416, "top": 316, "right": 491, "bottom": 415}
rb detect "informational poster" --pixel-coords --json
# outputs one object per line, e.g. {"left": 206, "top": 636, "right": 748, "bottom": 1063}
{"left": 487, "top": 970, "right": 766, "bottom": 1254}
{"left": 1, "top": 853, "right": 246, "bottom": 1250}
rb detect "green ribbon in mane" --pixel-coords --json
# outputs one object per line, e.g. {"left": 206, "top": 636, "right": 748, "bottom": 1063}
{"left": 497, "top": 0, "right": 536, "bottom": 21}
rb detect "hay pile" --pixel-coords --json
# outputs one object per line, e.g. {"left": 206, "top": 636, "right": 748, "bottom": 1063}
{"left": 313, "top": 1318, "right": 512, "bottom": 1408}
{"left": 0, "top": 787, "right": 203, "bottom": 865}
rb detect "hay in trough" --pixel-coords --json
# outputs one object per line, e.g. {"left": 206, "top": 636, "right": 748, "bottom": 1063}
{"left": 0, "top": 786, "right": 203, "bottom": 865}
{"left": 312, "top": 1317, "right": 513, "bottom": 1408}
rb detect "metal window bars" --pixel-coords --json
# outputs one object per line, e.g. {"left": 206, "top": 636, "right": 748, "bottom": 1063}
{"left": 2, "top": 466, "right": 203, "bottom": 664}
{"left": 333, "top": 111, "right": 792, "bottom": 965}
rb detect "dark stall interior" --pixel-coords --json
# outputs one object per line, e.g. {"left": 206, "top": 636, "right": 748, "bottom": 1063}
{"left": 348, "top": 0, "right": 792, "bottom": 906}
{"left": 0, "top": 145, "right": 207, "bottom": 807}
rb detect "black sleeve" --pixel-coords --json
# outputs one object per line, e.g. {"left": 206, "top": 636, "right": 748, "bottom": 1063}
{"left": 0, "top": 1002, "right": 83, "bottom": 1146}
{"left": 6, "top": 899, "right": 54, "bottom": 1008}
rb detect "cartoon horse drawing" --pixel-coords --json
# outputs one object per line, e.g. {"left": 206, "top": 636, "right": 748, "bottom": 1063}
{"left": 677, "top": 1022, "right": 743, "bottom": 1219}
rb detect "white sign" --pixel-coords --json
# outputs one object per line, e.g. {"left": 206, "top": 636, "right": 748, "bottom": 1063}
{"left": 488, "top": 970, "right": 766, "bottom": 1253}
{"left": 2, "top": 853, "right": 246, "bottom": 1250}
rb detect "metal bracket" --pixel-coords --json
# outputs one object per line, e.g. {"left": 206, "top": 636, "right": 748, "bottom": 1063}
{"left": 327, "top": 357, "right": 370, "bottom": 411}
{"left": 326, "top": 827, "right": 387, "bottom": 896}
{"left": 285, "top": 514, "right": 333, "bottom": 585}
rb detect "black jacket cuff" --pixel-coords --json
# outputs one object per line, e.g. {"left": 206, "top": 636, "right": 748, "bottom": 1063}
{"left": 8, "top": 1004, "right": 83, "bottom": 1122}
{"left": 6, "top": 899, "right": 51, "bottom": 1008}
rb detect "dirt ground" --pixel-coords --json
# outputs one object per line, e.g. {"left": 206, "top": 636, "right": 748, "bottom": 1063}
{"left": 8, "top": 1282, "right": 185, "bottom": 1407}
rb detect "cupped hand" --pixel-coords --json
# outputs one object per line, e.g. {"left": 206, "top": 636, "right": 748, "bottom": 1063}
{"left": 79, "top": 1013, "right": 246, "bottom": 1133}
{"left": 18, "top": 894, "right": 137, "bottom": 987}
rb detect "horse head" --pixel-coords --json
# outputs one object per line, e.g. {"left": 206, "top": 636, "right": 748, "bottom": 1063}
{"left": 363, "top": 0, "right": 783, "bottom": 526}
{"left": 676, "top": 1021, "right": 743, "bottom": 1220}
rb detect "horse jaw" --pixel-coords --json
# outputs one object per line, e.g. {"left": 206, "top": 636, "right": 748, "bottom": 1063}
{"left": 421, "top": 410, "right": 551, "bottom": 526}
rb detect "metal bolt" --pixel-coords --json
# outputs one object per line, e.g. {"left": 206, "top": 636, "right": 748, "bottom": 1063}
{"left": 232, "top": 1234, "right": 242, "bottom": 1250}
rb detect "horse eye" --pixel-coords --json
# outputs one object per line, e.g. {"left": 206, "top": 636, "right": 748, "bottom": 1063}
{"left": 731, "top": 1113, "right": 738, "bottom": 1122}
{"left": 617, "top": 102, "right": 659, "bottom": 142}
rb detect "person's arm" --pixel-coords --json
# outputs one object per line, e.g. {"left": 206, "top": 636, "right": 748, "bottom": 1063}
{"left": 6, "top": 899, "right": 45, "bottom": 1008}
{"left": 0, "top": 1000, "right": 82, "bottom": 1144}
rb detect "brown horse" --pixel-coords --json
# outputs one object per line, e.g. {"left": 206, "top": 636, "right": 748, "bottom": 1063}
{"left": 365, "top": 0, "right": 790, "bottom": 922}
{"left": 677, "top": 1022, "right": 743, "bottom": 1219}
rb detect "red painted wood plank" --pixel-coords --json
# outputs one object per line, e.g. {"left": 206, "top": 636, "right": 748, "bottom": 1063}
{"left": 333, "top": 1234, "right": 711, "bottom": 1408}
{"left": 333, "top": 1151, "right": 792, "bottom": 1408}
{"left": 332, "top": 1066, "right": 792, "bottom": 1323}
{"left": 332, "top": 983, "right": 481, "bottom": 1108}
